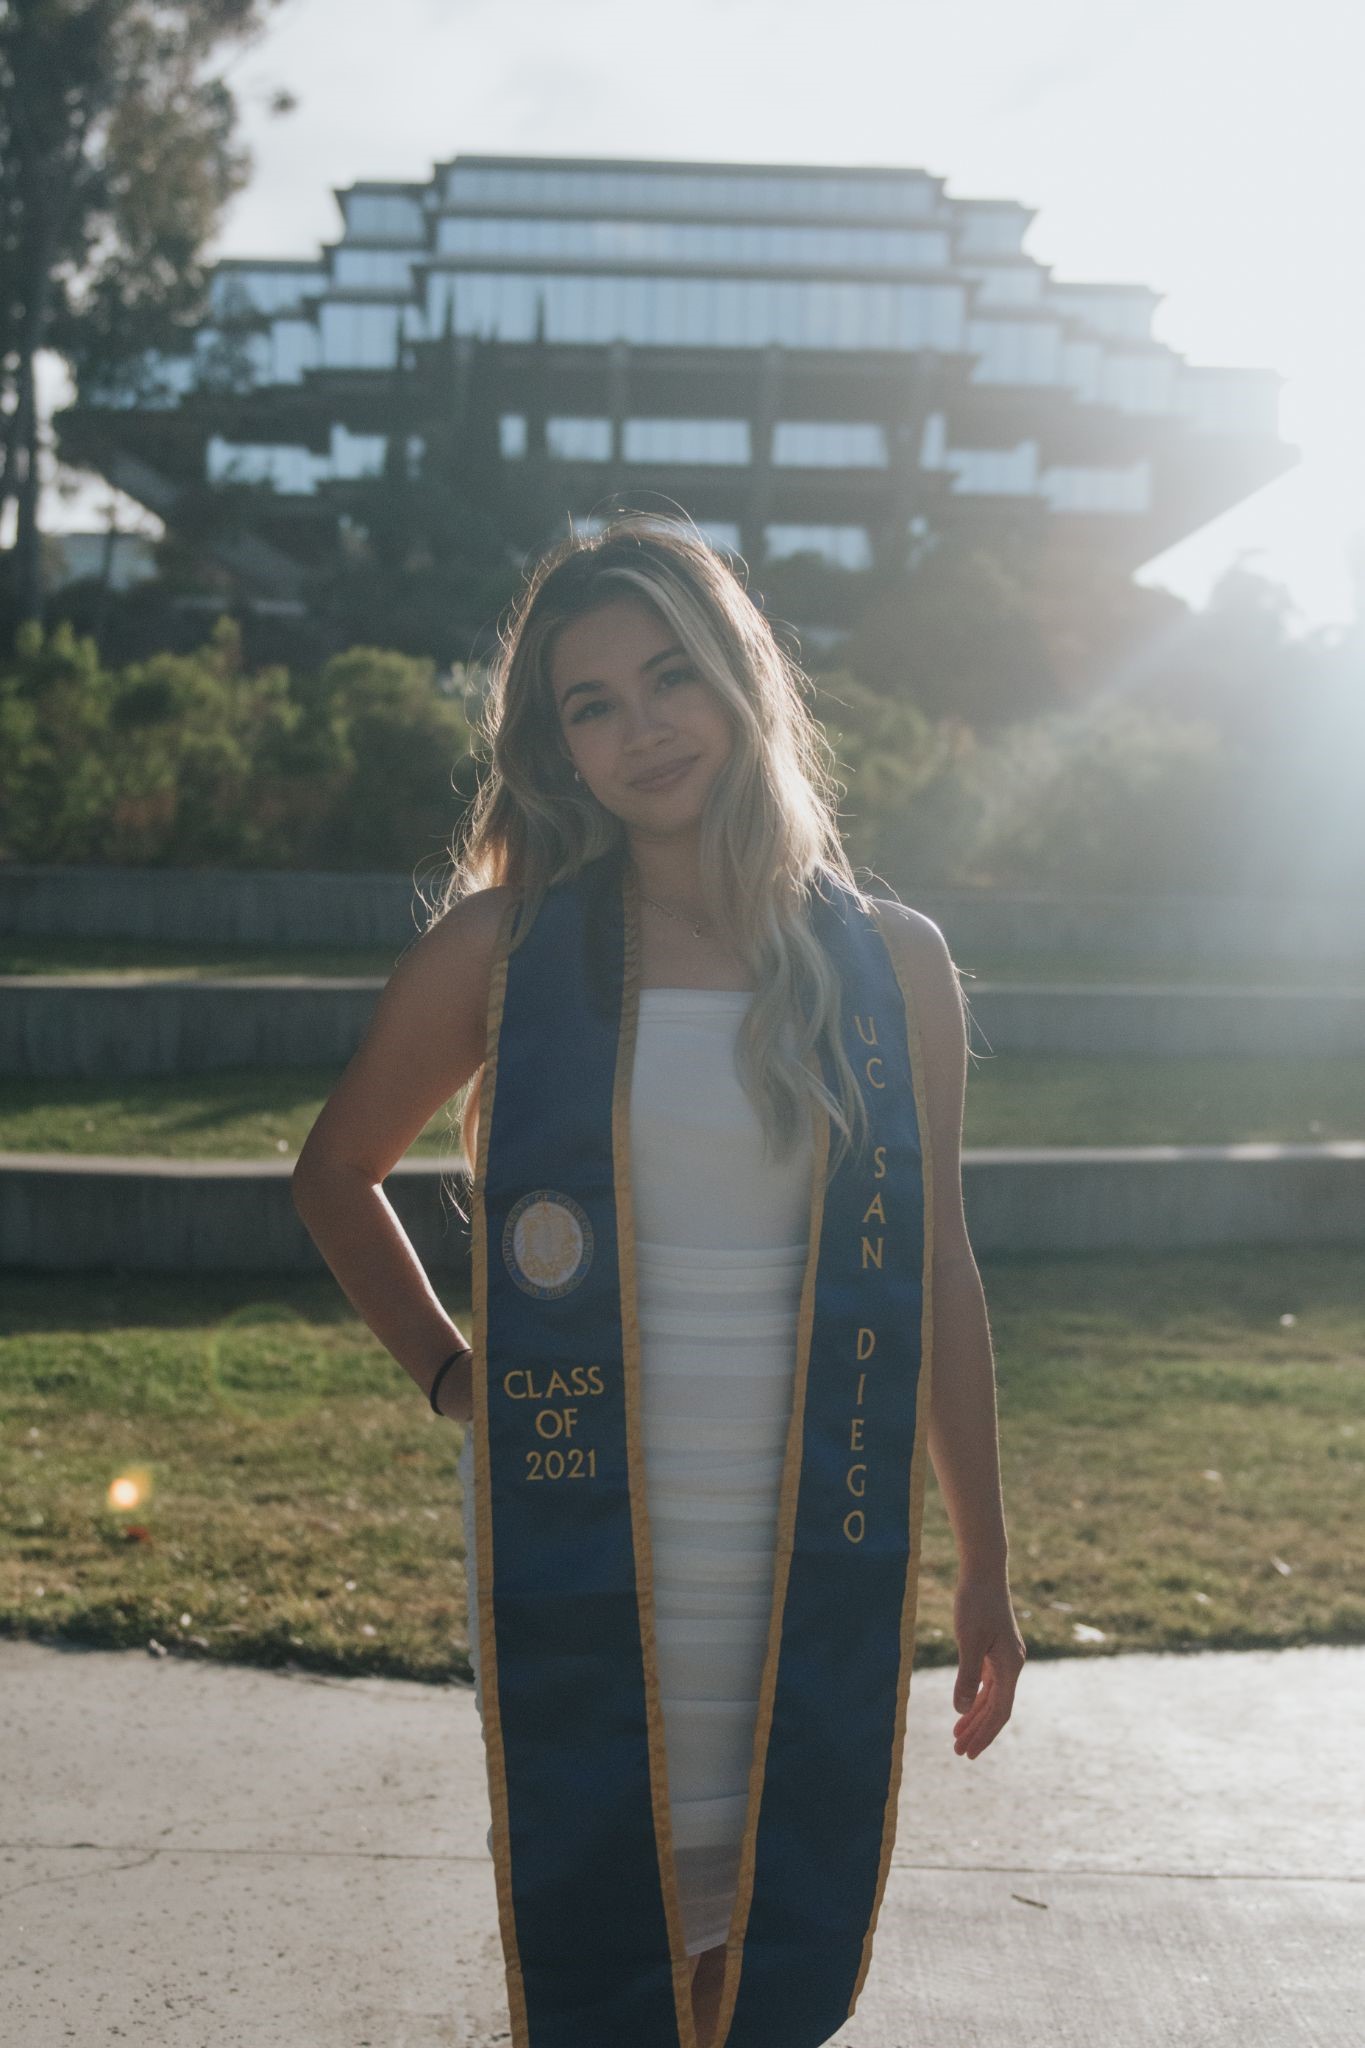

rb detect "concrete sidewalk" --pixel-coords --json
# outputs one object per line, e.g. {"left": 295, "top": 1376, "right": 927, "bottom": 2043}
{"left": 2, "top": 1636, "right": 1361, "bottom": 2047}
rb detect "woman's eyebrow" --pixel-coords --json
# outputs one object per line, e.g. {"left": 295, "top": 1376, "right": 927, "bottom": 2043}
{"left": 557, "top": 645, "right": 687, "bottom": 706}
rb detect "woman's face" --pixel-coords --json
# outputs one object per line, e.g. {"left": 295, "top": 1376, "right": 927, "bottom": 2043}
{"left": 548, "top": 595, "right": 735, "bottom": 837}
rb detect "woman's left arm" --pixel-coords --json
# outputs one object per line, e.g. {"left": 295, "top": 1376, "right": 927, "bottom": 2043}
{"left": 883, "top": 902, "right": 1027, "bottom": 1760}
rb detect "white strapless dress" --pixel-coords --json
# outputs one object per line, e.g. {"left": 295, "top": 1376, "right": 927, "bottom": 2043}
{"left": 457, "top": 988, "right": 813, "bottom": 1956}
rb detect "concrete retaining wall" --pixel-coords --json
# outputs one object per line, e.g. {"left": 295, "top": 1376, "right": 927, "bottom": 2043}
{"left": 924, "top": 889, "right": 1365, "bottom": 965}
{"left": 5, "top": 863, "right": 1365, "bottom": 965}
{"left": 962, "top": 984, "right": 1365, "bottom": 1059}
{"left": 0, "top": 864, "right": 423, "bottom": 947}
{"left": 0, "top": 1155, "right": 471, "bottom": 1277}
{"left": 1, "top": 977, "right": 384, "bottom": 1078}
{"left": 4, "top": 1145, "right": 1363, "bottom": 1273}
{"left": 6, "top": 974, "right": 1365, "bottom": 1078}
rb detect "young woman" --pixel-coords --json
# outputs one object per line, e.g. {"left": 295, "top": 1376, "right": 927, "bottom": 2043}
{"left": 293, "top": 515, "right": 1026, "bottom": 2048}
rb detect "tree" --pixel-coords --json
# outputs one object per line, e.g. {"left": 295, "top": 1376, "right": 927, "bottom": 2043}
{"left": 841, "top": 531, "right": 1058, "bottom": 725}
{"left": 0, "top": 0, "right": 289, "bottom": 639}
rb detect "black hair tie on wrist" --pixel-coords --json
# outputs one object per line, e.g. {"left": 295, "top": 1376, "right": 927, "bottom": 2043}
{"left": 429, "top": 1346, "right": 471, "bottom": 1415}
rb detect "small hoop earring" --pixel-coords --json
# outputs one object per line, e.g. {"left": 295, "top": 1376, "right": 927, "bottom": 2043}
{"left": 573, "top": 769, "right": 583, "bottom": 783}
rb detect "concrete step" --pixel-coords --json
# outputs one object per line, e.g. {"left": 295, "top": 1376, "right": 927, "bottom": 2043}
{"left": 4, "top": 1142, "right": 1364, "bottom": 1269}
{"left": 6, "top": 973, "right": 1365, "bottom": 1078}
{"left": 7, "top": 860, "right": 1365, "bottom": 968}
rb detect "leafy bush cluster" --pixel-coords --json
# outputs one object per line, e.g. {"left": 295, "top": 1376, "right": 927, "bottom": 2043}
{"left": 1, "top": 611, "right": 1361, "bottom": 898}
{"left": 0, "top": 616, "right": 477, "bottom": 872}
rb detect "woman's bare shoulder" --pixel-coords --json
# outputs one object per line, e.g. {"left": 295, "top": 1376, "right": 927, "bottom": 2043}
{"left": 426, "top": 880, "right": 520, "bottom": 942}
{"left": 384, "top": 884, "right": 512, "bottom": 1005}
{"left": 424, "top": 882, "right": 522, "bottom": 945}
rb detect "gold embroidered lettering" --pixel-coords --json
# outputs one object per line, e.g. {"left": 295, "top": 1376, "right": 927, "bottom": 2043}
{"left": 505, "top": 1366, "right": 607, "bottom": 1402}
{"left": 506, "top": 1367, "right": 605, "bottom": 1478}
{"left": 854, "top": 1014, "right": 879, "bottom": 1046}
{"left": 525, "top": 1446, "right": 598, "bottom": 1481}
{"left": 864, "top": 1055, "right": 885, "bottom": 1090}
{"left": 534, "top": 1405, "right": 580, "bottom": 1439}
{"left": 841, "top": 1118, "right": 892, "bottom": 1542}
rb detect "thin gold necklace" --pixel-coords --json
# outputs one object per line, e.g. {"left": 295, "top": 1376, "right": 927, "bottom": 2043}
{"left": 636, "top": 885, "right": 713, "bottom": 941}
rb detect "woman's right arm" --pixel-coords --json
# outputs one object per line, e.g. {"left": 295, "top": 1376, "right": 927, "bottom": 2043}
{"left": 290, "top": 886, "right": 516, "bottom": 1423}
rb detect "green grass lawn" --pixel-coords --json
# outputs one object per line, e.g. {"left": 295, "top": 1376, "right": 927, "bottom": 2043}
{"left": 6, "top": 932, "right": 1365, "bottom": 989}
{"left": 2, "top": 1248, "right": 1360, "bottom": 1683}
{"left": 3, "top": 1052, "right": 1364, "bottom": 1158}
{"left": 960, "top": 1052, "right": 1365, "bottom": 1146}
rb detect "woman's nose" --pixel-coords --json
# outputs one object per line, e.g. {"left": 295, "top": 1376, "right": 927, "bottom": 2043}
{"left": 621, "top": 694, "right": 673, "bottom": 742}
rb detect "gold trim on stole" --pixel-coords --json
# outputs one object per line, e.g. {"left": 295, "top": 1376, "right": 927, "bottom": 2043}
{"left": 712, "top": 1058, "right": 833, "bottom": 2045}
{"left": 470, "top": 893, "right": 531, "bottom": 2047}
{"left": 847, "top": 902, "right": 938, "bottom": 2014}
{"left": 613, "top": 862, "right": 701, "bottom": 2045}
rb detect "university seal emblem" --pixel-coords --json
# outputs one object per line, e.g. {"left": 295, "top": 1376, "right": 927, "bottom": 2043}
{"left": 501, "top": 1189, "right": 594, "bottom": 1299}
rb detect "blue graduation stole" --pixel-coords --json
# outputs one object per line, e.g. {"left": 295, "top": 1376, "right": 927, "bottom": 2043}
{"left": 468, "top": 854, "right": 936, "bottom": 2048}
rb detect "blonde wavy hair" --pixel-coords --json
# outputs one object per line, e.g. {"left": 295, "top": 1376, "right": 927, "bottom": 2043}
{"left": 428, "top": 513, "right": 879, "bottom": 1173}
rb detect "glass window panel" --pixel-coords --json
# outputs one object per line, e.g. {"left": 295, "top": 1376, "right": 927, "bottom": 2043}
{"left": 207, "top": 435, "right": 318, "bottom": 495}
{"left": 772, "top": 421, "right": 888, "bottom": 467}
{"left": 765, "top": 524, "right": 873, "bottom": 569}
{"left": 430, "top": 269, "right": 979, "bottom": 353}
{"left": 270, "top": 319, "right": 317, "bottom": 384}
{"left": 212, "top": 266, "right": 324, "bottom": 318}
{"left": 509, "top": 274, "right": 537, "bottom": 339}
{"left": 429, "top": 212, "right": 959, "bottom": 272}
{"left": 929, "top": 285, "right": 964, "bottom": 349}
{"left": 622, "top": 417, "right": 749, "bottom": 463}
{"left": 945, "top": 442, "right": 1038, "bottom": 496}
{"left": 346, "top": 193, "right": 424, "bottom": 242}
{"left": 694, "top": 519, "right": 743, "bottom": 554}
{"left": 546, "top": 416, "right": 612, "bottom": 459}
{"left": 1038, "top": 460, "right": 1149, "bottom": 512}
{"left": 560, "top": 272, "right": 589, "bottom": 339}
{"left": 330, "top": 425, "right": 387, "bottom": 478}
{"left": 441, "top": 163, "right": 951, "bottom": 223}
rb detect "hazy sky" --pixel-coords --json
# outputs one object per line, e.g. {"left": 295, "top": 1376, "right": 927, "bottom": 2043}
{"left": 49, "top": 0, "right": 1365, "bottom": 630}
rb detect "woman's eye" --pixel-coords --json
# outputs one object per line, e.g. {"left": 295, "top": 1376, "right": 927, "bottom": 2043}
{"left": 569, "top": 701, "right": 607, "bottom": 724}
{"left": 659, "top": 667, "right": 697, "bottom": 688}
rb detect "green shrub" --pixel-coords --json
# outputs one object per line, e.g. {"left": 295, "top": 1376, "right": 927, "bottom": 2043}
{"left": 0, "top": 619, "right": 475, "bottom": 871}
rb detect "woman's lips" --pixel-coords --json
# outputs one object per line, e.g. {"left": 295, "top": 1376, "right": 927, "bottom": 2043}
{"left": 629, "top": 755, "right": 699, "bottom": 792}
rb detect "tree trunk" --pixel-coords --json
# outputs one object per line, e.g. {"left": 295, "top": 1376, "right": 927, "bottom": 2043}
{"left": 12, "top": 228, "right": 55, "bottom": 631}
{"left": 92, "top": 509, "right": 119, "bottom": 651}
{"left": 0, "top": 398, "right": 17, "bottom": 519}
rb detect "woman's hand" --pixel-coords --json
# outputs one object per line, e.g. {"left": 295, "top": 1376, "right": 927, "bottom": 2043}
{"left": 950, "top": 1571, "right": 1027, "bottom": 1759}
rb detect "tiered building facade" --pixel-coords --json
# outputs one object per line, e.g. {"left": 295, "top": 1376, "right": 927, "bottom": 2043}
{"left": 66, "top": 152, "right": 1296, "bottom": 604}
